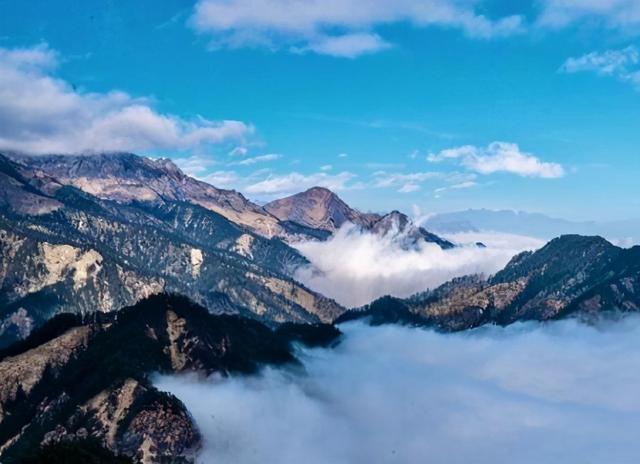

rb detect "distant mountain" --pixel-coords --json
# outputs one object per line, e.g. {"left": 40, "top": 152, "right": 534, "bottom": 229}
{"left": 338, "top": 235, "right": 640, "bottom": 330}
{"left": 424, "top": 208, "right": 640, "bottom": 245}
{"left": 370, "top": 210, "right": 454, "bottom": 249}
{"left": 265, "top": 186, "right": 380, "bottom": 233}
{"left": 0, "top": 153, "right": 344, "bottom": 348}
{"left": 266, "top": 187, "right": 453, "bottom": 248}
{"left": 0, "top": 294, "right": 339, "bottom": 463}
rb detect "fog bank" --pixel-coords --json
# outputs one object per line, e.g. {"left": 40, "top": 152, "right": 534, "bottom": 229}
{"left": 157, "top": 316, "right": 640, "bottom": 464}
{"left": 292, "top": 225, "right": 543, "bottom": 307}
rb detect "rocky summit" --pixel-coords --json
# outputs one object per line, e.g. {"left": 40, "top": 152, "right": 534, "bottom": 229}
{"left": 265, "top": 186, "right": 453, "bottom": 248}
{"left": 265, "top": 186, "right": 381, "bottom": 233}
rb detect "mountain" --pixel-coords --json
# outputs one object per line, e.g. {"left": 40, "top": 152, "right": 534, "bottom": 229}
{"left": 338, "top": 235, "right": 640, "bottom": 330}
{"left": 264, "top": 186, "right": 380, "bottom": 233}
{"left": 265, "top": 187, "right": 453, "bottom": 248}
{"left": 424, "top": 208, "right": 640, "bottom": 245}
{"left": 0, "top": 153, "right": 344, "bottom": 348}
{"left": 370, "top": 210, "right": 454, "bottom": 249}
{"left": 0, "top": 294, "right": 340, "bottom": 463}
{"left": 17, "top": 153, "right": 300, "bottom": 240}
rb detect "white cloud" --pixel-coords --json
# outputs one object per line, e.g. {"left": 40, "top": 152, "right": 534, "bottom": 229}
{"left": 175, "top": 154, "right": 219, "bottom": 177}
{"left": 434, "top": 180, "right": 478, "bottom": 196}
{"left": 294, "top": 224, "right": 543, "bottom": 307}
{"left": 229, "top": 146, "right": 249, "bottom": 157}
{"left": 298, "top": 33, "right": 391, "bottom": 58}
{"left": 372, "top": 171, "right": 441, "bottom": 189}
{"left": 561, "top": 46, "right": 640, "bottom": 88}
{"left": 0, "top": 44, "right": 252, "bottom": 155}
{"left": 200, "top": 170, "right": 241, "bottom": 188}
{"left": 539, "top": 0, "right": 640, "bottom": 29}
{"left": 338, "top": 153, "right": 348, "bottom": 158}
{"left": 398, "top": 183, "right": 421, "bottom": 193}
{"left": 191, "top": 0, "right": 524, "bottom": 57}
{"left": 233, "top": 153, "right": 283, "bottom": 165}
{"left": 157, "top": 314, "right": 640, "bottom": 464}
{"left": 428, "top": 142, "right": 565, "bottom": 178}
{"left": 320, "top": 164, "right": 333, "bottom": 171}
{"left": 245, "top": 171, "right": 358, "bottom": 196}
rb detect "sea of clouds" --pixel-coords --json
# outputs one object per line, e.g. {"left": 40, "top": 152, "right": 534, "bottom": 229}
{"left": 292, "top": 224, "right": 544, "bottom": 307}
{"left": 157, "top": 316, "right": 640, "bottom": 464}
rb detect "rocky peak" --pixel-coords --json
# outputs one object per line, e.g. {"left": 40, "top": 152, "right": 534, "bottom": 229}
{"left": 370, "top": 210, "right": 455, "bottom": 249}
{"left": 265, "top": 186, "right": 380, "bottom": 233}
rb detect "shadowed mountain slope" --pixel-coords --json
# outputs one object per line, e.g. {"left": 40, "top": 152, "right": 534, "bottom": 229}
{"left": 0, "top": 294, "right": 340, "bottom": 463}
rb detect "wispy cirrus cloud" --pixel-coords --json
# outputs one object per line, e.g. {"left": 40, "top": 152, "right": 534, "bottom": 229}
{"left": 371, "top": 170, "right": 442, "bottom": 193}
{"left": 428, "top": 142, "right": 565, "bottom": 179}
{"left": 190, "top": 0, "right": 524, "bottom": 58}
{"left": 538, "top": 0, "right": 640, "bottom": 29}
{"left": 232, "top": 153, "right": 283, "bottom": 166}
{"left": 245, "top": 170, "right": 359, "bottom": 197}
{"left": 434, "top": 180, "right": 478, "bottom": 197}
{"left": 561, "top": 46, "right": 640, "bottom": 88}
{"left": 0, "top": 44, "right": 252, "bottom": 155}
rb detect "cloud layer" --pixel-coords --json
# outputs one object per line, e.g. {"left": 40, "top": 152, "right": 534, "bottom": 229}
{"left": 428, "top": 141, "right": 565, "bottom": 178}
{"left": 191, "top": 0, "right": 524, "bottom": 57}
{"left": 293, "top": 225, "right": 543, "bottom": 308}
{"left": 0, "top": 44, "right": 252, "bottom": 155}
{"left": 157, "top": 315, "right": 640, "bottom": 464}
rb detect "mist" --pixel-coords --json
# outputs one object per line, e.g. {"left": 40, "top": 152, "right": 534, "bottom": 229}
{"left": 292, "top": 224, "right": 543, "bottom": 307}
{"left": 156, "top": 316, "right": 640, "bottom": 464}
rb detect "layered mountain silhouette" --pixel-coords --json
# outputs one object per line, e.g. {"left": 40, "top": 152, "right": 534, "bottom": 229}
{"left": 424, "top": 208, "right": 640, "bottom": 244}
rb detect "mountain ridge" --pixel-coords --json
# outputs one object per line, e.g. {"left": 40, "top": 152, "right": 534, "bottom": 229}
{"left": 0, "top": 294, "right": 340, "bottom": 463}
{"left": 265, "top": 186, "right": 454, "bottom": 248}
{"left": 0, "top": 153, "right": 345, "bottom": 348}
{"left": 337, "top": 234, "right": 640, "bottom": 330}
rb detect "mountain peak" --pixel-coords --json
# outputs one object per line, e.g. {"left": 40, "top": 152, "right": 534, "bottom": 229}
{"left": 265, "top": 186, "right": 379, "bottom": 233}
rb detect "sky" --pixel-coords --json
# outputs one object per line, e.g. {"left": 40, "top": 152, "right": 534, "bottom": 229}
{"left": 1, "top": 0, "right": 639, "bottom": 221}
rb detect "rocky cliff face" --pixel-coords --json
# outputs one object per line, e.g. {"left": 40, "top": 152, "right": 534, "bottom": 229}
{"left": 338, "top": 235, "right": 640, "bottom": 330}
{"left": 0, "top": 154, "right": 344, "bottom": 348}
{"left": 0, "top": 294, "right": 340, "bottom": 463}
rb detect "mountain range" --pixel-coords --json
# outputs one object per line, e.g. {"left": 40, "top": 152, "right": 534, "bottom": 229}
{"left": 424, "top": 208, "right": 640, "bottom": 245}
{"left": 0, "top": 152, "right": 454, "bottom": 348}
{"left": 1, "top": 151, "right": 640, "bottom": 463}
{"left": 339, "top": 234, "right": 640, "bottom": 330}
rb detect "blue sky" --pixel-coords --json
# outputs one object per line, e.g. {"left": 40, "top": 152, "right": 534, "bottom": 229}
{"left": 1, "top": 0, "right": 639, "bottom": 221}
